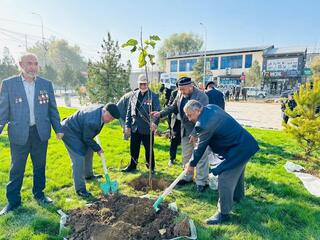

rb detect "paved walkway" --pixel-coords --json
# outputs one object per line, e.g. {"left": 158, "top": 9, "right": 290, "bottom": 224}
{"left": 56, "top": 96, "right": 283, "bottom": 130}
{"left": 225, "top": 101, "right": 282, "bottom": 130}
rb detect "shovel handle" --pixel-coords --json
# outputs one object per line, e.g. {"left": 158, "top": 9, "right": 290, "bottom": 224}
{"left": 162, "top": 170, "right": 187, "bottom": 196}
{"left": 95, "top": 136, "right": 108, "bottom": 175}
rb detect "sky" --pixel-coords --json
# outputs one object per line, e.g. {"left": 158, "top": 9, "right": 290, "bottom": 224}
{"left": 0, "top": 0, "right": 320, "bottom": 70}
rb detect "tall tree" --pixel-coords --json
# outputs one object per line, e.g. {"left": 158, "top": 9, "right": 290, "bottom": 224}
{"left": 87, "top": 32, "right": 131, "bottom": 103}
{"left": 157, "top": 32, "right": 203, "bottom": 71}
{"left": 28, "top": 38, "right": 87, "bottom": 87}
{"left": 0, "top": 47, "right": 19, "bottom": 81}
{"left": 40, "top": 65, "right": 58, "bottom": 82}
{"left": 192, "top": 57, "right": 211, "bottom": 83}
{"left": 58, "top": 64, "right": 75, "bottom": 92}
{"left": 245, "top": 60, "right": 262, "bottom": 87}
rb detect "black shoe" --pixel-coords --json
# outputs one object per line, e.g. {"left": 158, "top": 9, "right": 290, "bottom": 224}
{"left": 177, "top": 179, "right": 192, "bottom": 186}
{"left": 0, "top": 203, "right": 21, "bottom": 216}
{"left": 121, "top": 164, "right": 137, "bottom": 173}
{"left": 35, "top": 195, "right": 53, "bottom": 204}
{"left": 206, "top": 212, "right": 230, "bottom": 225}
{"left": 76, "top": 189, "right": 92, "bottom": 198}
{"left": 85, "top": 174, "right": 103, "bottom": 181}
{"left": 196, "top": 184, "right": 208, "bottom": 193}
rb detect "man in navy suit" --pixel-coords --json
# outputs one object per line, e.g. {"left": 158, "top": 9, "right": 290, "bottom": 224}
{"left": 184, "top": 100, "right": 259, "bottom": 225}
{"left": 0, "top": 53, "right": 64, "bottom": 215}
{"left": 122, "top": 74, "right": 160, "bottom": 173}
{"left": 61, "top": 103, "right": 120, "bottom": 197}
{"left": 205, "top": 81, "right": 225, "bottom": 110}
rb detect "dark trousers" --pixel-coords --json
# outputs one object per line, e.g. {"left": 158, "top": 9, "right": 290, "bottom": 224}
{"left": 7, "top": 126, "right": 48, "bottom": 205}
{"left": 169, "top": 122, "right": 181, "bottom": 161}
{"left": 130, "top": 130, "right": 155, "bottom": 170}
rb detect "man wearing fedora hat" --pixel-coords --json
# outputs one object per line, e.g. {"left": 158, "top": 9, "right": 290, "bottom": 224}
{"left": 151, "top": 77, "right": 210, "bottom": 192}
{"left": 122, "top": 74, "right": 160, "bottom": 173}
{"left": 61, "top": 103, "right": 120, "bottom": 198}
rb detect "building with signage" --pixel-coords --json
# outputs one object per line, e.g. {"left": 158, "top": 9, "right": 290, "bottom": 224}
{"left": 165, "top": 45, "right": 308, "bottom": 94}
{"left": 165, "top": 45, "right": 273, "bottom": 87}
{"left": 262, "top": 47, "right": 307, "bottom": 94}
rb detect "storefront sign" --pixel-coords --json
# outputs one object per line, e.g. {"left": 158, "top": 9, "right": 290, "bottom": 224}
{"left": 266, "top": 58, "right": 298, "bottom": 71}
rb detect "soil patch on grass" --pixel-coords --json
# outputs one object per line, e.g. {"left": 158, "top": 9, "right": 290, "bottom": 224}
{"left": 66, "top": 194, "right": 190, "bottom": 240}
{"left": 128, "top": 176, "right": 169, "bottom": 192}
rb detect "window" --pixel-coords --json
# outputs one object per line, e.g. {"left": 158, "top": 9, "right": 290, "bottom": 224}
{"left": 170, "top": 60, "right": 177, "bottom": 72}
{"left": 220, "top": 55, "right": 243, "bottom": 69}
{"left": 245, "top": 54, "right": 252, "bottom": 68}
{"left": 208, "top": 57, "right": 218, "bottom": 70}
{"left": 179, "top": 59, "right": 197, "bottom": 72}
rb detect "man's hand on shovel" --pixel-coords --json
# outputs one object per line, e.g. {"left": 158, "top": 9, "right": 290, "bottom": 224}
{"left": 184, "top": 162, "right": 194, "bottom": 174}
{"left": 97, "top": 149, "right": 104, "bottom": 156}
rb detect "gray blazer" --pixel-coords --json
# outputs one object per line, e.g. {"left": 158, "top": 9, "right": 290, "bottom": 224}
{"left": 126, "top": 89, "right": 160, "bottom": 135}
{"left": 160, "top": 86, "right": 209, "bottom": 137}
{"left": 0, "top": 75, "right": 62, "bottom": 145}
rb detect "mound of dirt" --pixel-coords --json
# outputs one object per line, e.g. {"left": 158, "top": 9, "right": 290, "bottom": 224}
{"left": 128, "top": 176, "right": 169, "bottom": 192}
{"left": 66, "top": 194, "right": 191, "bottom": 240}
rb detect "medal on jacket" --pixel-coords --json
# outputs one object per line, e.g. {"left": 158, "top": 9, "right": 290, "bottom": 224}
{"left": 39, "top": 90, "right": 49, "bottom": 104}
{"left": 15, "top": 97, "right": 23, "bottom": 103}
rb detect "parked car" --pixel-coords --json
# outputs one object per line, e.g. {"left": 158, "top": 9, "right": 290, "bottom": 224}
{"left": 244, "top": 87, "right": 267, "bottom": 98}
{"left": 280, "top": 90, "right": 294, "bottom": 98}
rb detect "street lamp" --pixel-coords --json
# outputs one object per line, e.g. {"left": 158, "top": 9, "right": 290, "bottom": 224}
{"left": 200, "top": 22, "right": 207, "bottom": 87}
{"left": 32, "top": 12, "right": 46, "bottom": 66}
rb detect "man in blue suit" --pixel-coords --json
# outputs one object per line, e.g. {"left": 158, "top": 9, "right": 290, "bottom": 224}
{"left": 0, "top": 53, "right": 64, "bottom": 215}
{"left": 205, "top": 81, "right": 225, "bottom": 110}
{"left": 61, "top": 103, "right": 120, "bottom": 197}
{"left": 184, "top": 100, "right": 259, "bottom": 225}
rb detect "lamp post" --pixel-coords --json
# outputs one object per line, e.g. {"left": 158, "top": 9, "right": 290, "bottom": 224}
{"left": 32, "top": 12, "right": 46, "bottom": 66}
{"left": 200, "top": 22, "right": 207, "bottom": 87}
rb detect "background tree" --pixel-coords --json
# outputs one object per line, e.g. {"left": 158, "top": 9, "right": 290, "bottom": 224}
{"left": 87, "top": 32, "right": 131, "bottom": 103}
{"left": 28, "top": 38, "right": 87, "bottom": 88}
{"left": 58, "top": 64, "right": 76, "bottom": 92}
{"left": 192, "top": 57, "right": 211, "bottom": 83}
{"left": 40, "top": 65, "right": 58, "bottom": 82}
{"left": 0, "top": 47, "right": 18, "bottom": 81}
{"left": 245, "top": 60, "right": 262, "bottom": 87}
{"left": 284, "top": 57, "right": 320, "bottom": 159}
{"left": 157, "top": 32, "right": 203, "bottom": 71}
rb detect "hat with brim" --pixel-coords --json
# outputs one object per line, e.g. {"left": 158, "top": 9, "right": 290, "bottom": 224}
{"left": 138, "top": 74, "right": 148, "bottom": 84}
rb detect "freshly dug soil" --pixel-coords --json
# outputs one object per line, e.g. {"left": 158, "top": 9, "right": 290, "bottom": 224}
{"left": 66, "top": 194, "right": 191, "bottom": 240}
{"left": 128, "top": 176, "right": 169, "bottom": 192}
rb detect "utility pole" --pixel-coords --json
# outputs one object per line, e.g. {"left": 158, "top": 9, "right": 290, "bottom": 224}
{"left": 25, "top": 34, "right": 28, "bottom": 51}
{"left": 200, "top": 22, "right": 207, "bottom": 87}
{"left": 32, "top": 12, "right": 47, "bottom": 66}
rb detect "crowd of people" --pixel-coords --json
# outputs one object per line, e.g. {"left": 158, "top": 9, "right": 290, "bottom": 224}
{"left": 0, "top": 53, "right": 260, "bottom": 225}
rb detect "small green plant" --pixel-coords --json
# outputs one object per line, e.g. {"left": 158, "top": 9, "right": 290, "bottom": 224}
{"left": 122, "top": 31, "right": 160, "bottom": 185}
{"left": 284, "top": 78, "right": 320, "bottom": 159}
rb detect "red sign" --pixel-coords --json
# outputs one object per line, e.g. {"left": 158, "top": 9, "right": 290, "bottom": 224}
{"left": 240, "top": 72, "right": 246, "bottom": 81}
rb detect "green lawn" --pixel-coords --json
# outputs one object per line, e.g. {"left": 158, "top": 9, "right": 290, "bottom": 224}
{"left": 0, "top": 107, "right": 319, "bottom": 240}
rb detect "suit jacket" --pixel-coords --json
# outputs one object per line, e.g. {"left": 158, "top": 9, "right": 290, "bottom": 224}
{"left": 0, "top": 75, "right": 62, "bottom": 145}
{"left": 206, "top": 88, "right": 225, "bottom": 110}
{"left": 160, "top": 86, "right": 208, "bottom": 137}
{"left": 117, "top": 91, "right": 135, "bottom": 126}
{"left": 189, "top": 104, "right": 259, "bottom": 175}
{"left": 126, "top": 89, "right": 160, "bottom": 135}
{"left": 61, "top": 105, "right": 104, "bottom": 156}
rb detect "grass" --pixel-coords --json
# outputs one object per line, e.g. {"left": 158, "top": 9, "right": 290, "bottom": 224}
{"left": 0, "top": 107, "right": 319, "bottom": 240}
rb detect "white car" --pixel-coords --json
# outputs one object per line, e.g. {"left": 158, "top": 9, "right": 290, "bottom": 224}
{"left": 244, "top": 87, "right": 267, "bottom": 98}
